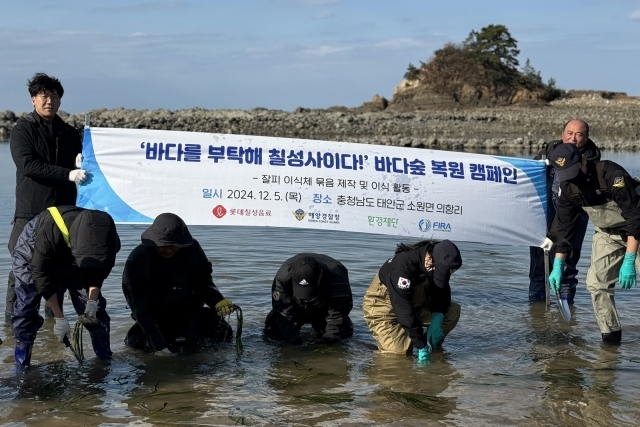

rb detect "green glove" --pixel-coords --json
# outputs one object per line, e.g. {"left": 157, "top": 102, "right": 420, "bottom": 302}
{"left": 619, "top": 252, "right": 637, "bottom": 290}
{"left": 549, "top": 257, "right": 564, "bottom": 294}
{"left": 426, "top": 312, "right": 445, "bottom": 349}
{"left": 417, "top": 343, "right": 432, "bottom": 361}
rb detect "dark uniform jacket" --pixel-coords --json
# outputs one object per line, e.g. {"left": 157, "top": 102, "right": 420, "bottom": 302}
{"left": 549, "top": 161, "right": 640, "bottom": 253}
{"left": 10, "top": 111, "right": 82, "bottom": 219}
{"left": 12, "top": 206, "right": 118, "bottom": 300}
{"left": 265, "top": 253, "right": 353, "bottom": 343}
{"left": 122, "top": 239, "right": 225, "bottom": 350}
{"left": 535, "top": 139, "right": 601, "bottom": 210}
{"left": 378, "top": 245, "right": 449, "bottom": 349}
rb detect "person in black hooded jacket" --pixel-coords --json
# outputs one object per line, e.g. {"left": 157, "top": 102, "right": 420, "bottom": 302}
{"left": 12, "top": 206, "right": 120, "bottom": 368}
{"left": 363, "top": 239, "right": 462, "bottom": 359}
{"left": 122, "top": 213, "right": 233, "bottom": 353}
{"left": 6, "top": 73, "right": 86, "bottom": 320}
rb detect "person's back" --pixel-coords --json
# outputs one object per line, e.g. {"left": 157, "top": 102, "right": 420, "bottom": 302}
{"left": 264, "top": 253, "right": 353, "bottom": 344}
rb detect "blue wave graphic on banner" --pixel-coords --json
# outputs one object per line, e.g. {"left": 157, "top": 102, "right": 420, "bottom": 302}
{"left": 493, "top": 155, "right": 547, "bottom": 218}
{"left": 77, "top": 128, "right": 153, "bottom": 223}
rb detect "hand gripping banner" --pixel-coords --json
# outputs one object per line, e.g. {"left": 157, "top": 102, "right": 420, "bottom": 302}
{"left": 77, "top": 127, "right": 547, "bottom": 246}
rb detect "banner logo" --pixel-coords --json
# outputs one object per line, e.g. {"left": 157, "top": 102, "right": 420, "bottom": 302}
{"left": 293, "top": 209, "right": 307, "bottom": 221}
{"left": 418, "top": 219, "right": 431, "bottom": 232}
{"left": 433, "top": 222, "right": 452, "bottom": 232}
{"left": 212, "top": 205, "right": 227, "bottom": 218}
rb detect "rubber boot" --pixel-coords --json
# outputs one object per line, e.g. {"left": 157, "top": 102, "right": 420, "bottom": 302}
{"left": 91, "top": 338, "right": 113, "bottom": 360}
{"left": 14, "top": 341, "right": 33, "bottom": 369}
{"left": 601, "top": 330, "right": 622, "bottom": 345}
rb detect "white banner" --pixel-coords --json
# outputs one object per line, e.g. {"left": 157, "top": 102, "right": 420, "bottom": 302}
{"left": 77, "top": 127, "right": 547, "bottom": 246}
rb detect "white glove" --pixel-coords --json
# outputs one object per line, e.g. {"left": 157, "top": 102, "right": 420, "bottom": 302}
{"left": 544, "top": 158, "right": 550, "bottom": 166}
{"left": 69, "top": 169, "right": 87, "bottom": 184}
{"left": 81, "top": 300, "right": 99, "bottom": 324}
{"left": 540, "top": 237, "right": 554, "bottom": 251}
{"left": 75, "top": 153, "right": 83, "bottom": 169}
{"left": 54, "top": 317, "right": 71, "bottom": 343}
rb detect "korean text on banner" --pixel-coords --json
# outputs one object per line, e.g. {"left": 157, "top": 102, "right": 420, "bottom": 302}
{"left": 77, "top": 127, "right": 547, "bottom": 246}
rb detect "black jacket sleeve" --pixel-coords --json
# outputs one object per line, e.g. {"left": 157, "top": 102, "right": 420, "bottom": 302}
{"left": 10, "top": 121, "right": 74, "bottom": 184}
{"left": 267, "top": 275, "right": 302, "bottom": 343}
{"left": 428, "top": 280, "right": 451, "bottom": 314}
{"left": 192, "top": 244, "right": 225, "bottom": 310}
{"left": 322, "top": 266, "right": 353, "bottom": 342}
{"left": 122, "top": 248, "right": 167, "bottom": 351}
{"left": 386, "top": 267, "right": 428, "bottom": 349}
{"left": 608, "top": 166, "right": 640, "bottom": 241}
{"left": 548, "top": 186, "right": 583, "bottom": 254}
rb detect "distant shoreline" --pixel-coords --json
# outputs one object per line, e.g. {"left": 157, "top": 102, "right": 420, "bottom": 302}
{"left": 1, "top": 97, "right": 639, "bottom": 152}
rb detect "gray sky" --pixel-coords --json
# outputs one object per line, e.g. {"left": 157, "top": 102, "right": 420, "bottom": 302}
{"left": 2, "top": 0, "right": 639, "bottom": 113}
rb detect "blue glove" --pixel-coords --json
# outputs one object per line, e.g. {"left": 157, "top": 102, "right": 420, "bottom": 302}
{"left": 426, "top": 312, "right": 445, "bottom": 349}
{"left": 619, "top": 252, "right": 637, "bottom": 290}
{"left": 549, "top": 257, "right": 565, "bottom": 294}
{"left": 417, "top": 344, "right": 431, "bottom": 361}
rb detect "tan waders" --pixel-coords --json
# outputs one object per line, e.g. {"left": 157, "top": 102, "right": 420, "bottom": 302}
{"left": 362, "top": 273, "right": 460, "bottom": 354}
{"left": 583, "top": 201, "right": 640, "bottom": 335}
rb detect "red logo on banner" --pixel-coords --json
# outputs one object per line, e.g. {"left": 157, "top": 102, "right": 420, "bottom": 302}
{"left": 212, "top": 205, "right": 227, "bottom": 218}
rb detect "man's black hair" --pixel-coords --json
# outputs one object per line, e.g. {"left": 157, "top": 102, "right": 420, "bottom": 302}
{"left": 395, "top": 239, "right": 437, "bottom": 254}
{"left": 563, "top": 119, "right": 589, "bottom": 136}
{"left": 27, "top": 73, "right": 64, "bottom": 98}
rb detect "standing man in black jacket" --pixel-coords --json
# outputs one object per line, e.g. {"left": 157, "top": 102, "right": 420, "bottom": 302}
{"left": 264, "top": 253, "right": 353, "bottom": 344}
{"left": 529, "top": 119, "right": 601, "bottom": 304}
{"left": 122, "top": 213, "right": 234, "bottom": 353}
{"left": 7, "top": 73, "right": 87, "bottom": 320}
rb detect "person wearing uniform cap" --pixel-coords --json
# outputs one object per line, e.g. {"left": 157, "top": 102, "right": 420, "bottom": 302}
{"left": 529, "top": 119, "right": 601, "bottom": 304}
{"left": 547, "top": 143, "right": 640, "bottom": 344}
{"left": 11, "top": 206, "right": 120, "bottom": 368}
{"left": 264, "top": 253, "right": 353, "bottom": 344}
{"left": 122, "top": 213, "right": 233, "bottom": 353}
{"left": 363, "top": 239, "right": 462, "bottom": 360}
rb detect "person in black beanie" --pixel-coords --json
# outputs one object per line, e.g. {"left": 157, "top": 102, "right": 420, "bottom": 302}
{"left": 264, "top": 253, "right": 353, "bottom": 344}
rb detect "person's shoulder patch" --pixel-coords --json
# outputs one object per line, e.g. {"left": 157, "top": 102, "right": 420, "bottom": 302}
{"left": 272, "top": 291, "right": 280, "bottom": 300}
{"left": 397, "top": 277, "right": 411, "bottom": 290}
{"left": 613, "top": 176, "right": 625, "bottom": 188}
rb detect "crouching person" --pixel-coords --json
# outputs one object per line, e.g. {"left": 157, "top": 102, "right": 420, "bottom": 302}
{"left": 363, "top": 239, "right": 462, "bottom": 360}
{"left": 12, "top": 206, "right": 120, "bottom": 368}
{"left": 264, "top": 253, "right": 353, "bottom": 344}
{"left": 122, "top": 213, "right": 233, "bottom": 354}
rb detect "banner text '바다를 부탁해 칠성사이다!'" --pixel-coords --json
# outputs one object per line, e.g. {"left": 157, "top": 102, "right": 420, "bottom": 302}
{"left": 76, "top": 127, "right": 548, "bottom": 246}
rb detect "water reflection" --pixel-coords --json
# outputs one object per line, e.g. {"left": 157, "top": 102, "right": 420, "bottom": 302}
{"left": 363, "top": 352, "right": 459, "bottom": 424}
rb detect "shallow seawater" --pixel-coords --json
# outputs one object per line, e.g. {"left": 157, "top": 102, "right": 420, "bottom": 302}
{"left": 0, "top": 141, "right": 640, "bottom": 426}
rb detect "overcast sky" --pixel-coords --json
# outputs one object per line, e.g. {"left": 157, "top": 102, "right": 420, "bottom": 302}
{"left": 2, "top": 0, "right": 639, "bottom": 113}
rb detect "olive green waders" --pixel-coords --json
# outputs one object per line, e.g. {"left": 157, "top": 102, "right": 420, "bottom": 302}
{"left": 363, "top": 273, "right": 460, "bottom": 354}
